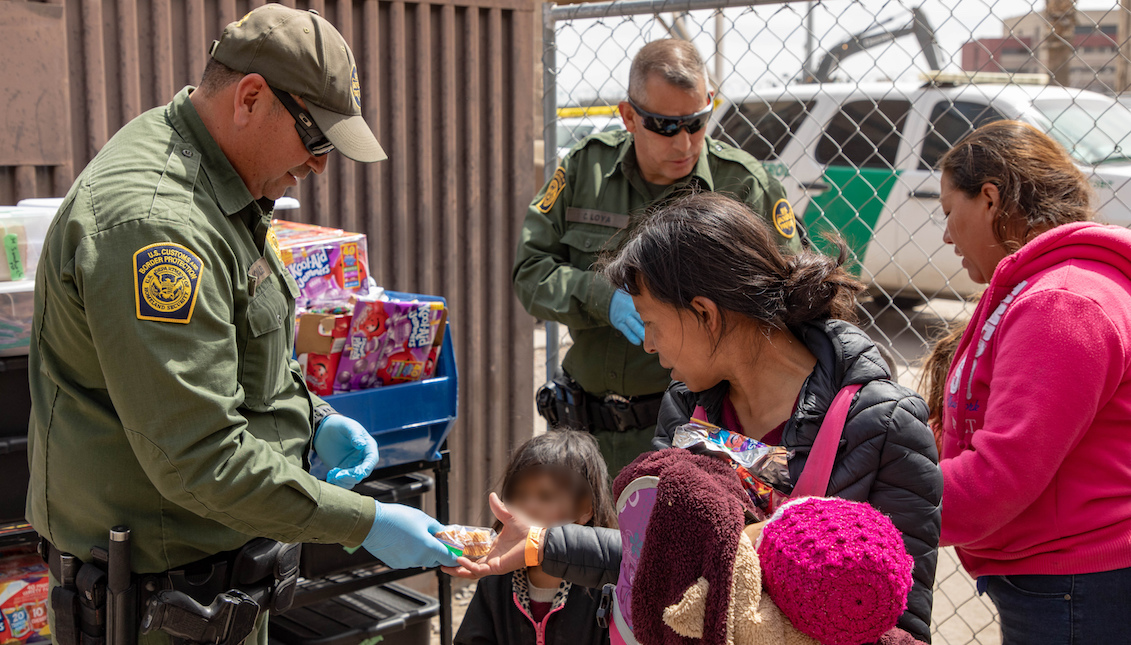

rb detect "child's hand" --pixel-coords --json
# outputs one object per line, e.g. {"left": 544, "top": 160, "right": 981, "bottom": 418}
{"left": 442, "top": 493, "right": 529, "bottom": 580}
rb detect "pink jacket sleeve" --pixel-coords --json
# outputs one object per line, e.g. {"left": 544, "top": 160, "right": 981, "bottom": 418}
{"left": 940, "top": 288, "right": 1127, "bottom": 546}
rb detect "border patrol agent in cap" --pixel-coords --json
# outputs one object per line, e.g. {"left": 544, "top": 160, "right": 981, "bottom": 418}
{"left": 515, "top": 39, "right": 803, "bottom": 477}
{"left": 28, "top": 5, "right": 453, "bottom": 645}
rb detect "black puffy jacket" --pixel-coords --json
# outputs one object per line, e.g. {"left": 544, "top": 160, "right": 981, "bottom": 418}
{"left": 544, "top": 319, "right": 943, "bottom": 643}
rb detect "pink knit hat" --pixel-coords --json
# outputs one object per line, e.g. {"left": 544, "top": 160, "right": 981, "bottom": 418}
{"left": 757, "top": 497, "right": 914, "bottom": 645}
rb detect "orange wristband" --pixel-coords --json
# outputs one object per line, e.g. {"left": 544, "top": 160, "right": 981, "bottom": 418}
{"left": 525, "top": 527, "right": 547, "bottom": 567}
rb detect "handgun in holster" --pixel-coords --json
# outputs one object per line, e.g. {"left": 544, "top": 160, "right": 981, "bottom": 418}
{"left": 536, "top": 374, "right": 591, "bottom": 431}
{"left": 141, "top": 539, "right": 301, "bottom": 645}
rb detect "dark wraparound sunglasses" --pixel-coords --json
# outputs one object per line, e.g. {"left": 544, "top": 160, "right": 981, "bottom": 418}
{"left": 270, "top": 87, "right": 335, "bottom": 157}
{"left": 628, "top": 99, "right": 714, "bottom": 137}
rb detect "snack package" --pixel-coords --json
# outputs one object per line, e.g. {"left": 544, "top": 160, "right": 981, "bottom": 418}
{"left": 334, "top": 297, "right": 447, "bottom": 393}
{"left": 272, "top": 220, "right": 370, "bottom": 313}
{"left": 0, "top": 554, "right": 49, "bottom": 644}
{"left": 434, "top": 525, "right": 497, "bottom": 559}
{"left": 672, "top": 419, "right": 793, "bottom": 520}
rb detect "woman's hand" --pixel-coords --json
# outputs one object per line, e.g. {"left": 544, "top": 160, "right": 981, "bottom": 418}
{"left": 442, "top": 493, "right": 531, "bottom": 580}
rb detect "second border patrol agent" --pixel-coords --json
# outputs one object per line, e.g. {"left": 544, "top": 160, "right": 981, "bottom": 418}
{"left": 27, "top": 6, "right": 456, "bottom": 645}
{"left": 515, "top": 40, "right": 803, "bottom": 476}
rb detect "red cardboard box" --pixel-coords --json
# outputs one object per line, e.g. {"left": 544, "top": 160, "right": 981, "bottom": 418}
{"left": 0, "top": 554, "right": 49, "bottom": 644}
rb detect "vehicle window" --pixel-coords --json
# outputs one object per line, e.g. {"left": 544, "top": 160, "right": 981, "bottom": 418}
{"left": 1033, "top": 99, "right": 1131, "bottom": 166}
{"left": 717, "top": 100, "right": 814, "bottom": 160}
{"left": 556, "top": 123, "right": 596, "bottom": 149}
{"left": 919, "top": 101, "right": 1006, "bottom": 169}
{"left": 816, "top": 100, "right": 911, "bottom": 169}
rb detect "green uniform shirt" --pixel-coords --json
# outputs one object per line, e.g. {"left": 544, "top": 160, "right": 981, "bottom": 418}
{"left": 25, "top": 87, "right": 375, "bottom": 574}
{"left": 513, "top": 130, "right": 801, "bottom": 398}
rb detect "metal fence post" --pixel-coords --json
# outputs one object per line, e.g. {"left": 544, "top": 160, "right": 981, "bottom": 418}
{"left": 542, "top": 1, "right": 561, "bottom": 383}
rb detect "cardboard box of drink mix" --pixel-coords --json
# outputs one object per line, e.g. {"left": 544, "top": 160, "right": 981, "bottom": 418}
{"left": 334, "top": 297, "right": 448, "bottom": 393}
{"left": 271, "top": 220, "right": 369, "bottom": 313}
{"left": 296, "top": 309, "right": 352, "bottom": 396}
{"left": 0, "top": 554, "right": 49, "bottom": 644}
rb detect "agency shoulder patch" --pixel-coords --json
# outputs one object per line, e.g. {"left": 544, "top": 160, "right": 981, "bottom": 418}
{"left": 134, "top": 242, "right": 204, "bottom": 324}
{"left": 537, "top": 166, "right": 567, "bottom": 213}
{"left": 772, "top": 198, "right": 797, "bottom": 239}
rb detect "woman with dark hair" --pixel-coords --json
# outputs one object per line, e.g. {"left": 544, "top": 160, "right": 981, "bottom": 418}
{"left": 933, "top": 120, "right": 1131, "bottom": 643}
{"left": 449, "top": 192, "right": 943, "bottom": 643}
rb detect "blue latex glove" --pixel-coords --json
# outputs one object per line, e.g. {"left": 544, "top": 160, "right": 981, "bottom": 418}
{"left": 608, "top": 289, "right": 645, "bottom": 345}
{"left": 313, "top": 414, "right": 379, "bottom": 490}
{"left": 362, "top": 501, "right": 459, "bottom": 569}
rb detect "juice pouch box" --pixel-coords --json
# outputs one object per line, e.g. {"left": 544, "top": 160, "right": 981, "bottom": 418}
{"left": 271, "top": 220, "right": 370, "bottom": 312}
{"left": 334, "top": 298, "right": 446, "bottom": 392}
{"left": 0, "top": 555, "right": 49, "bottom": 644}
{"left": 296, "top": 308, "right": 353, "bottom": 396}
{"left": 369, "top": 300, "right": 446, "bottom": 387}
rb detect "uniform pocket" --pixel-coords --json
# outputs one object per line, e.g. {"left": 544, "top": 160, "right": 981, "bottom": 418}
{"left": 561, "top": 227, "right": 618, "bottom": 270}
{"left": 242, "top": 278, "right": 289, "bottom": 406}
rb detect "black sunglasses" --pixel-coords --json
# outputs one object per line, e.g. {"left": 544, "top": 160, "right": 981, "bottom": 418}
{"left": 628, "top": 98, "right": 714, "bottom": 137}
{"left": 270, "top": 87, "right": 335, "bottom": 157}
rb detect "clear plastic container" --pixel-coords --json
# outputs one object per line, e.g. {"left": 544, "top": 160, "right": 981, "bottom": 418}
{"left": 0, "top": 280, "right": 34, "bottom": 357}
{"left": 0, "top": 206, "right": 54, "bottom": 283}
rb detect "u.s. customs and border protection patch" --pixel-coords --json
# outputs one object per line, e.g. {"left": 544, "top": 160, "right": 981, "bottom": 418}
{"left": 537, "top": 167, "right": 566, "bottom": 213}
{"left": 772, "top": 198, "right": 797, "bottom": 239}
{"left": 134, "top": 243, "right": 204, "bottom": 324}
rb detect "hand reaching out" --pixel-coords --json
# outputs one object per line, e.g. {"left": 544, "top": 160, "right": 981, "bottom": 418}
{"left": 442, "top": 493, "right": 531, "bottom": 580}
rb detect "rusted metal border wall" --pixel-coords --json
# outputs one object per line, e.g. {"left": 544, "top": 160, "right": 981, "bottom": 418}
{"left": 2, "top": 0, "right": 535, "bottom": 525}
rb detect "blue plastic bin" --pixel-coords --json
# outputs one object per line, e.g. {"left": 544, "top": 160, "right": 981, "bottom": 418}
{"left": 320, "top": 292, "right": 458, "bottom": 470}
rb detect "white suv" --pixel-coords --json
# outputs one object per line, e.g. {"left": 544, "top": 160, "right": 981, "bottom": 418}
{"left": 710, "top": 79, "right": 1131, "bottom": 301}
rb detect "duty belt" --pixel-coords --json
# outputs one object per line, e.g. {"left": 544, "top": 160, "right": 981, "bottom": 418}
{"left": 41, "top": 531, "right": 300, "bottom": 645}
{"left": 536, "top": 373, "right": 664, "bottom": 433}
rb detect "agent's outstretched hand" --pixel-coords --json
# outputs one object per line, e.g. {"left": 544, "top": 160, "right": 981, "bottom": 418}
{"left": 363, "top": 501, "right": 458, "bottom": 569}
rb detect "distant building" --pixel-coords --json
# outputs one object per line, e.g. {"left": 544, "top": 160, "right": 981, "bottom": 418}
{"left": 961, "top": 9, "right": 1119, "bottom": 93}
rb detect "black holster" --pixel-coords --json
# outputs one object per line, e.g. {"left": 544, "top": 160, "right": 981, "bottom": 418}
{"left": 536, "top": 373, "right": 663, "bottom": 433}
{"left": 44, "top": 537, "right": 301, "bottom": 645}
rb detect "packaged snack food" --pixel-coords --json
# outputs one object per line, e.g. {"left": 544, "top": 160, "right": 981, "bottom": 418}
{"left": 271, "top": 220, "right": 370, "bottom": 313}
{"left": 672, "top": 419, "right": 793, "bottom": 519}
{"left": 434, "top": 525, "right": 497, "bottom": 559}
{"left": 0, "top": 553, "right": 49, "bottom": 644}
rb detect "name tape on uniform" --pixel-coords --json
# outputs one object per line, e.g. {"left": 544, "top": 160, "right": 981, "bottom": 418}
{"left": 566, "top": 208, "right": 630, "bottom": 230}
{"left": 772, "top": 199, "right": 797, "bottom": 239}
{"left": 537, "top": 167, "right": 566, "bottom": 213}
{"left": 134, "top": 242, "right": 204, "bottom": 324}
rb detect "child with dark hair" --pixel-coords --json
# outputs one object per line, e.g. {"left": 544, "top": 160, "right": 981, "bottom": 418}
{"left": 455, "top": 430, "right": 615, "bottom": 645}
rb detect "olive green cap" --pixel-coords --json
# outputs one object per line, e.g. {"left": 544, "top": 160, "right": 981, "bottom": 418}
{"left": 210, "top": 3, "right": 386, "bottom": 163}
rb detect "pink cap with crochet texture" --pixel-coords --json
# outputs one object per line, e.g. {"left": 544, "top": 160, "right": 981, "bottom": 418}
{"left": 757, "top": 497, "right": 914, "bottom": 645}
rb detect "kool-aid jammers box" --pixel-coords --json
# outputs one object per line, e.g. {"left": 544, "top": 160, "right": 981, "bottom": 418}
{"left": 0, "top": 554, "right": 49, "bottom": 644}
{"left": 272, "top": 220, "right": 370, "bottom": 313}
{"left": 334, "top": 297, "right": 447, "bottom": 393}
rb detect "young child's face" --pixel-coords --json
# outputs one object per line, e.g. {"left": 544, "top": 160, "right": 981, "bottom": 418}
{"left": 509, "top": 471, "right": 593, "bottom": 528}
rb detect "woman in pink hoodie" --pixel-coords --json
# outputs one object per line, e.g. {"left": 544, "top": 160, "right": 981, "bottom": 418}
{"left": 937, "top": 120, "right": 1131, "bottom": 642}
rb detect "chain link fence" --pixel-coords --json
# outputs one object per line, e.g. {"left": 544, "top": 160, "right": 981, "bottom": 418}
{"left": 540, "top": 0, "right": 1131, "bottom": 641}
